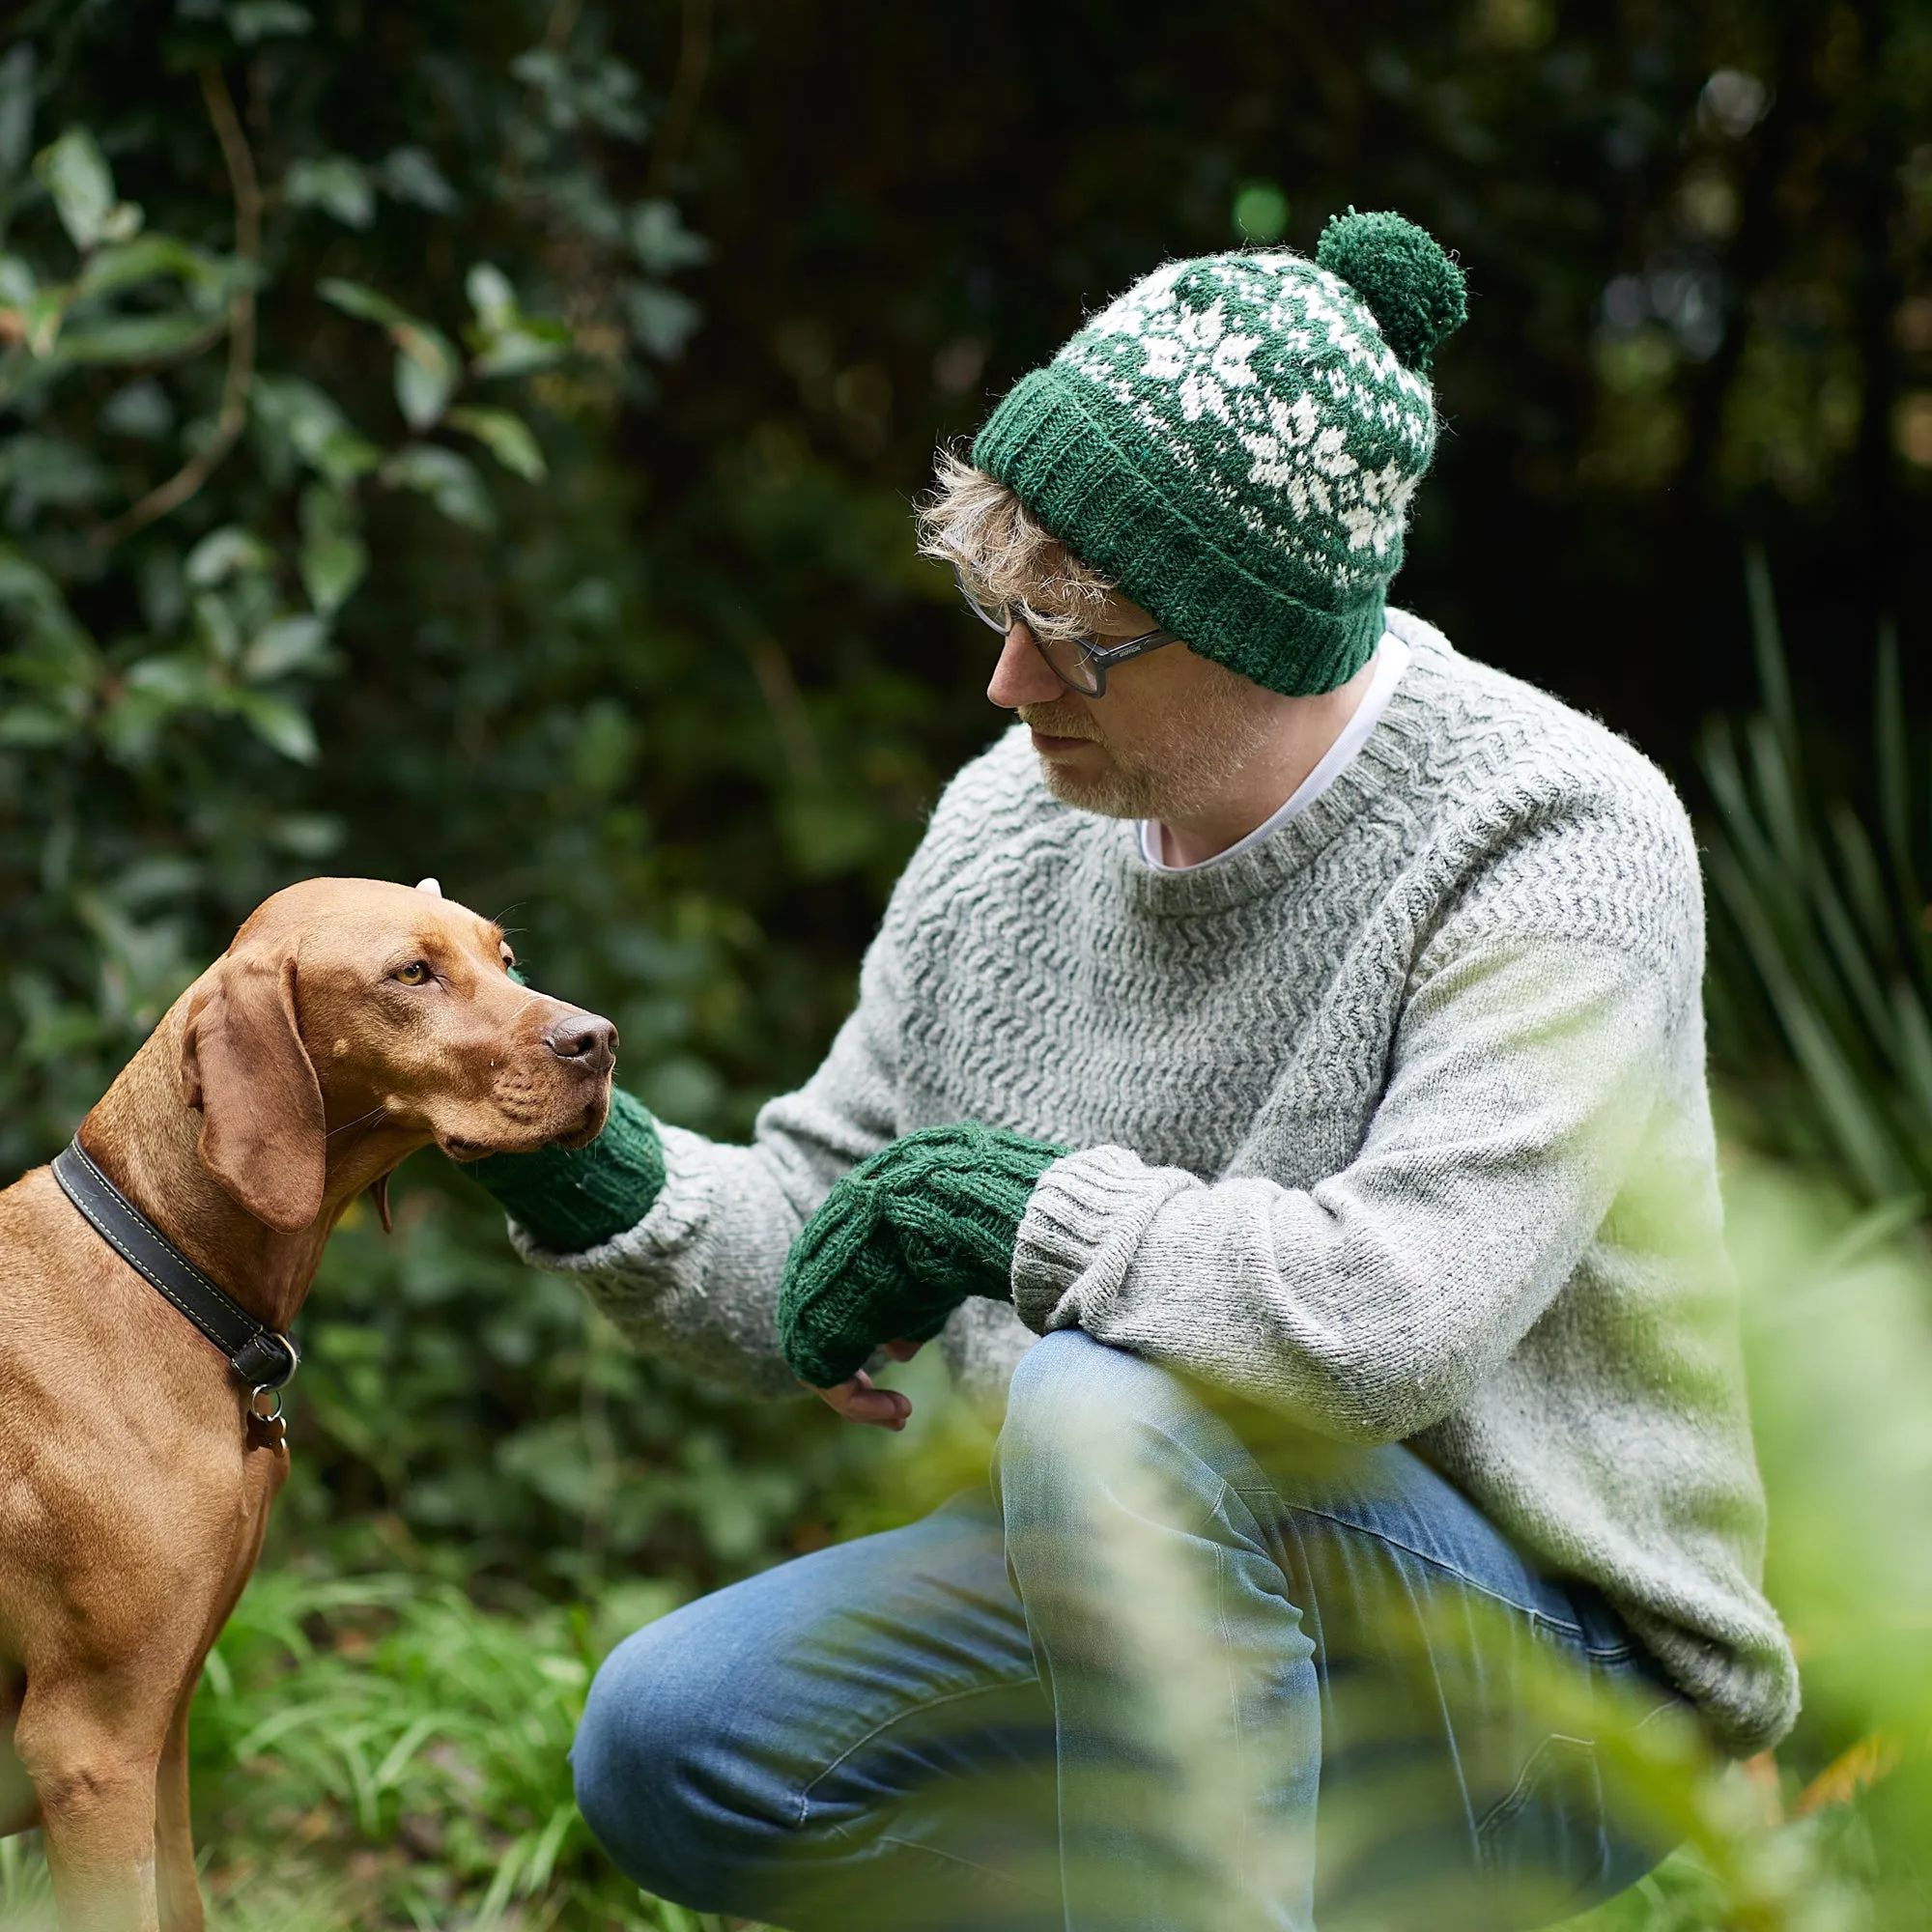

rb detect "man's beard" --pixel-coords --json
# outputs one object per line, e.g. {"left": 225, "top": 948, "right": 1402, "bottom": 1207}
{"left": 1019, "top": 674, "right": 1280, "bottom": 824}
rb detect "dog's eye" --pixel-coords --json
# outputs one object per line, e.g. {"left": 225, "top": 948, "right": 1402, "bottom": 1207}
{"left": 394, "top": 960, "right": 434, "bottom": 986}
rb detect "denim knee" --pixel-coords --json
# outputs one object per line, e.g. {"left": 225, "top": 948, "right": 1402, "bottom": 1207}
{"left": 1004, "top": 1327, "right": 1161, "bottom": 1438}
{"left": 572, "top": 1612, "right": 767, "bottom": 1915}
{"left": 1000, "top": 1327, "right": 1208, "bottom": 1478}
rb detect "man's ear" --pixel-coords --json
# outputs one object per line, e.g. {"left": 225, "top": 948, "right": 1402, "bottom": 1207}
{"left": 180, "top": 947, "right": 327, "bottom": 1232}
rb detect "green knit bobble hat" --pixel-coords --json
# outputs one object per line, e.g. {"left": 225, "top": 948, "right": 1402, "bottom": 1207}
{"left": 971, "top": 209, "right": 1466, "bottom": 697}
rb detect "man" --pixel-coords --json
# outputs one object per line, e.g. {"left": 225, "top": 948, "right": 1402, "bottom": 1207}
{"left": 472, "top": 211, "right": 1797, "bottom": 1932}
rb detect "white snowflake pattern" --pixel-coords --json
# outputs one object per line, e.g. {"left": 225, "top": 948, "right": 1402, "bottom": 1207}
{"left": 1058, "top": 255, "right": 1435, "bottom": 581}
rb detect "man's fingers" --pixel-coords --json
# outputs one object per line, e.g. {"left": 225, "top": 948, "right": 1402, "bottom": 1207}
{"left": 884, "top": 1338, "right": 923, "bottom": 1362}
{"left": 810, "top": 1369, "right": 913, "bottom": 1430}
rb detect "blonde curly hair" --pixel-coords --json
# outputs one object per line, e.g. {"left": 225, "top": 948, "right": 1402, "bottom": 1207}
{"left": 914, "top": 449, "right": 1121, "bottom": 643}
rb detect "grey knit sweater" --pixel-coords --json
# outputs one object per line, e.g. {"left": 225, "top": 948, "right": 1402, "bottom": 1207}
{"left": 522, "top": 609, "right": 1798, "bottom": 1757}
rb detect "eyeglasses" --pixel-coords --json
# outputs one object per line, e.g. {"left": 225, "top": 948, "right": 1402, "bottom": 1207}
{"left": 952, "top": 561, "right": 1179, "bottom": 696}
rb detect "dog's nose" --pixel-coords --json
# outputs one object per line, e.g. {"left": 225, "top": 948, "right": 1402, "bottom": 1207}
{"left": 545, "top": 1011, "right": 617, "bottom": 1075}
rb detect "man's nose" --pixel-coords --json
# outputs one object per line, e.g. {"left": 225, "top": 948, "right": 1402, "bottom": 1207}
{"left": 987, "top": 621, "right": 1067, "bottom": 710}
{"left": 545, "top": 1010, "right": 618, "bottom": 1075}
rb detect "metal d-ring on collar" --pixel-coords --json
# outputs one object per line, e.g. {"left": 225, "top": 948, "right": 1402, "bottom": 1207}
{"left": 51, "top": 1139, "right": 301, "bottom": 1414}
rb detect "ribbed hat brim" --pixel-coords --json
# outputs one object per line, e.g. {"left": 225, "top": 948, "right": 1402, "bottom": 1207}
{"left": 974, "top": 367, "right": 1385, "bottom": 698}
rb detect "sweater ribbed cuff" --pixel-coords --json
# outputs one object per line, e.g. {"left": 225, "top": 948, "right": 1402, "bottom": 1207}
{"left": 508, "top": 1121, "right": 711, "bottom": 1274}
{"left": 1011, "top": 1144, "right": 1200, "bottom": 1334}
{"left": 467, "top": 1087, "right": 665, "bottom": 1254}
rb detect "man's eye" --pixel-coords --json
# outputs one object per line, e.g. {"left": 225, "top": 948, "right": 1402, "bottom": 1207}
{"left": 394, "top": 960, "right": 433, "bottom": 985}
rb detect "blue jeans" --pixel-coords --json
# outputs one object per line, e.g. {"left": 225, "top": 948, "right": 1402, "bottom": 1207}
{"left": 574, "top": 1331, "right": 1688, "bottom": 1931}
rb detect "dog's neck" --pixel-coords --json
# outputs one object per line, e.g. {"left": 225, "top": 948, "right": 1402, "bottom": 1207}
{"left": 75, "top": 1004, "right": 419, "bottom": 1335}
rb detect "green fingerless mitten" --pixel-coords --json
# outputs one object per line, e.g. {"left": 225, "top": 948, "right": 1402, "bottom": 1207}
{"left": 778, "top": 1122, "right": 1066, "bottom": 1388}
{"left": 467, "top": 1086, "right": 667, "bottom": 1254}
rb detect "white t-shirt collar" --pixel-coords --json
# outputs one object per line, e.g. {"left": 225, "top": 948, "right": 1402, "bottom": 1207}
{"left": 1138, "top": 630, "right": 1411, "bottom": 872}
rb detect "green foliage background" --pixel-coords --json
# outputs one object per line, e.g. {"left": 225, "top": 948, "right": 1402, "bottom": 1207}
{"left": 0, "top": 0, "right": 1928, "bottom": 1924}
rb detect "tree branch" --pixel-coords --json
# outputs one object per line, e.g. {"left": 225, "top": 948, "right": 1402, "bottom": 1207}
{"left": 643, "top": 0, "right": 713, "bottom": 198}
{"left": 92, "top": 63, "right": 261, "bottom": 551}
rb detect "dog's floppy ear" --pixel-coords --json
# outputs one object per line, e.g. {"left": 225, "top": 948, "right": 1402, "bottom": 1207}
{"left": 180, "top": 946, "right": 327, "bottom": 1232}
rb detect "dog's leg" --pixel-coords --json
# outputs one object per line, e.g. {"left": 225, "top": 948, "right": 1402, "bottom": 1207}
{"left": 156, "top": 1474, "right": 277, "bottom": 1932}
{"left": 14, "top": 1677, "right": 169, "bottom": 1932}
{"left": 0, "top": 1671, "right": 40, "bottom": 1837}
{"left": 154, "top": 1691, "right": 199, "bottom": 1932}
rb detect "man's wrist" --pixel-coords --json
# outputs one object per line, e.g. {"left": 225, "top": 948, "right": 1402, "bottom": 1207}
{"left": 777, "top": 1122, "right": 1065, "bottom": 1387}
{"left": 467, "top": 1087, "right": 666, "bottom": 1254}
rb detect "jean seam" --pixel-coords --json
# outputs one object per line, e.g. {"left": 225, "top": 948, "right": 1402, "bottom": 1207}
{"left": 1473, "top": 1728, "right": 1598, "bottom": 1849}
{"left": 1472, "top": 1728, "right": 1613, "bottom": 1908}
{"left": 1627, "top": 1690, "right": 1691, "bottom": 1736}
{"left": 1232, "top": 1488, "right": 1592, "bottom": 1637}
{"left": 795, "top": 1669, "right": 1045, "bottom": 1829}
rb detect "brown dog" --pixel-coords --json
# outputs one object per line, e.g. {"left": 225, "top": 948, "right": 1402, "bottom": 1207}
{"left": 0, "top": 877, "right": 615, "bottom": 1931}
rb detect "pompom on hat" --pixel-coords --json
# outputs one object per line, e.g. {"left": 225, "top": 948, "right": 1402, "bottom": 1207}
{"left": 972, "top": 209, "right": 1466, "bottom": 696}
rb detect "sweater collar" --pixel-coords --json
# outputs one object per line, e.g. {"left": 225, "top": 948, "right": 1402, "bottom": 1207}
{"left": 1110, "top": 610, "right": 1450, "bottom": 917}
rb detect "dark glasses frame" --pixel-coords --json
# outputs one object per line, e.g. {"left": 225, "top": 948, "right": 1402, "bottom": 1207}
{"left": 952, "top": 561, "right": 1179, "bottom": 696}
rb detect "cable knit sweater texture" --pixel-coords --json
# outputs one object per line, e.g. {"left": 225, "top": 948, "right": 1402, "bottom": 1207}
{"left": 516, "top": 609, "right": 1798, "bottom": 1757}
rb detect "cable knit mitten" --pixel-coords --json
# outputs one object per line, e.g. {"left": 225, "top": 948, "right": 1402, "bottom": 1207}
{"left": 468, "top": 1087, "right": 667, "bottom": 1254}
{"left": 778, "top": 1122, "right": 1066, "bottom": 1388}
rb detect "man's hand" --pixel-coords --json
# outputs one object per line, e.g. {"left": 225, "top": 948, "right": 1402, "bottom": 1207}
{"left": 810, "top": 1340, "right": 922, "bottom": 1430}
{"left": 778, "top": 1123, "right": 1065, "bottom": 1389}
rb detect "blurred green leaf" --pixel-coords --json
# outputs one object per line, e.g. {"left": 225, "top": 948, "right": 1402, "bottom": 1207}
{"left": 298, "top": 482, "right": 367, "bottom": 615}
{"left": 380, "top": 144, "right": 458, "bottom": 213}
{"left": 185, "top": 526, "right": 276, "bottom": 587}
{"left": 242, "top": 613, "right": 330, "bottom": 681}
{"left": 228, "top": 686, "right": 319, "bottom": 762}
{"left": 122, "top": 648, "right": 213, "bottom": 703}
{"left": 190, "top": 589, "right": 243, "bottom": 665}
{"left": 0, "top": 433, "right": 108, "bottom": 512}
{"left": 72, "top": 234, "right": 218, "bottom": 300}
{"left": 0, "top": 544, "right": 89, "bottom": 646}
{"left": 393, "top": 331, "right": 458, "bottom": 429}
{"left": 1232, "top": 179, "right": 1290, "bottom": 243}
{"left": 318, "top": 277, "right": 460, "bottom": 426}
{"left": 0, "top": 702, "right": 81, "bottom": 748}
{"left": 286, "top": 154, "right": 375, "bottom": 229}
{"left": 510, "top": 44, "right": 648, "bottom": 141}
{"left": 251, "top": 373, "right": 383, "bottom": 486}
{"left": 100, "top": 377, "right": 173, "bottom": 440}
{"left": 53, "top": 310, "right": 213, "bottom": 364}
{"left": 381, "top": 443, "right": 494, "bottom": 528}
{"left": 317, "top": 274, "right": 415, "bottom": 331}
{"left": 447, "top": 405, "right": 546, "bottom": 480}
{"left": 627, "top": 199, "right": 710, "bottom": 274}
{"left": 32, "top": 127, "right": 141, "bottom": 251}
{"left": 225, "top": 0, "right": 313, "bottom": 42}
{"left": 470, "top": 314, "right": 571, "bottom": 378}
{"left": 623, "top": 280, "right": 699, "bottom": 359}
{"left": 17, "top": 283, "right": 66, "bottom": 357}
{"left": 466, "top": 260, "right": 517, "bottom": 330}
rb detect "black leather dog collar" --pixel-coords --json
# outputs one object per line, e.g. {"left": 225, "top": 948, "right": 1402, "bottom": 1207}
{"left": 52, "top": 1139, "right": 300, "bottom": 1397}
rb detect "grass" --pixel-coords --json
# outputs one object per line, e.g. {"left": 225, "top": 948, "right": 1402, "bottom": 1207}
{"left": 1701, "top": 551, "right": 1932, "bottom": 1207}
{"left": 0, "top": 1569, "right": 747, "bottom": 1932}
